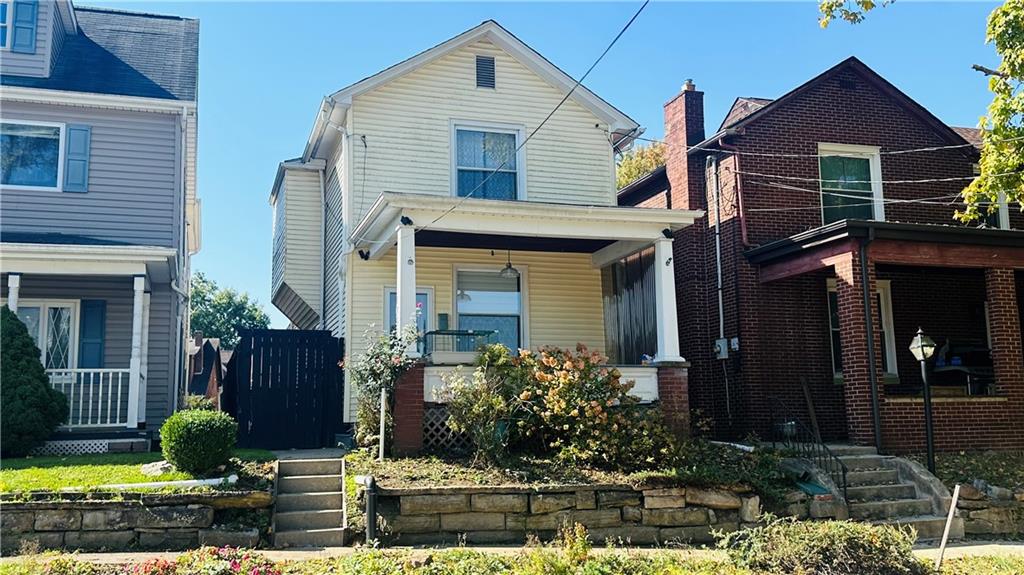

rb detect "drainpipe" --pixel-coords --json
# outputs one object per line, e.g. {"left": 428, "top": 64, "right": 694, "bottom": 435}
{"left": 859, "top": 228, "right": 883, "bottom": 450}
{"left": 716, "top": 137, "right": 752, "bottom": 248}
{"left": 707, "top": 155, "right": 731, "bottom": 426}
{"left": 318, "top": 167, "right": 326, "bottom": 330}
{"left": 355, "top": 475, "right": 378, "bottom": 543}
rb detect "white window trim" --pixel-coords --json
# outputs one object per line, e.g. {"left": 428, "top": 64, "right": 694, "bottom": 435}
{"left": 827, "top": 279, "right": 897, "bottom": 377}
{"left": 0, "top": 0, "right": 11, "bottom": 51}
{"left": 0, "top": 119, "right": 66, "bottom": 191}
{"left": 450, "top": 119, "right": 527, "bottom": 201}
{"left": 453, "top": 263, "right": 530, "bottom": 350}
{"left": 382, "top": 285, "right": 435, "bottom": 334}
{"left": 996, "top": 192, "right": 1011, "bottom": 230}
{"left": 1, "top": 298, "right": 80, "bottom": 369}
{"left": 818, "top": 143, "right": 884, "bottom": 225}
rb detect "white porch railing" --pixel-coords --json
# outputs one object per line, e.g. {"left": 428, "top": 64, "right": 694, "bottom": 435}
{"left": 47, "top": 369, "right": 134, "bottom": 428}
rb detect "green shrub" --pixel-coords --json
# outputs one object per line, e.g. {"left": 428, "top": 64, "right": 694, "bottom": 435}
{"left": 436, "top": 366, "right": 517, "bottom": 462}
{"left": 717, "top": 515, "right": 927, "bottom": 575}
{"left": 1, "top": 306, "right": 69, "bottom": 457}
{"left": 160, "top": 410, "right": 238, "bottom": 474}
{"left": 183, "top": 394, "right": 216, "bottom": 411}
{"left": 349, "top": 324, "right": 419, "bottom": 451}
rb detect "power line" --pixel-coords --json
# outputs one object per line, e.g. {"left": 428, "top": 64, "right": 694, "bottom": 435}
{"left": 730, "top": 167, "right": 1020, "bottom": 186}
{"left": 351, "top": 0, "right": 651, "bottom": 248}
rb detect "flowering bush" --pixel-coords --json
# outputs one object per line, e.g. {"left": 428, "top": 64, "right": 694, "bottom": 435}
{"left": 349, "top": 324, "right": 420, "bottom": 450}
{"left": 128, "top": 558, "right": 177, "bottom": 575}
{"left": 175, "top": 546, "right": 280, "bottom": 575}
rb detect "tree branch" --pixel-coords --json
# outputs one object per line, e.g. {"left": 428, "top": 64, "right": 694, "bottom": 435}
{"left": 972, "top": 64, "right": 1008, "bottom": 78}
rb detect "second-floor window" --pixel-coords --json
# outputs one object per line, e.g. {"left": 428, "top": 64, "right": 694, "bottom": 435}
{"left": 453, "top": 123, "right": 523, "bottom": 200}
{"left": 1, "top": 121, "right": 64, "bottom": 189}
{"left": 0, "top": 2, "right": 9, "bottom": 48}
{"left": 819, "top": 143, "right": 883, "bottom": 225}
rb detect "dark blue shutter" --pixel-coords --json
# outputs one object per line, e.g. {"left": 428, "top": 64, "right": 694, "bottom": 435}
{"left": 78, "top": 300, "right": 105, "bottom": 368}
{"left": 10, "top": 0, "right": 37, "bottom": 54}
{"left": 64, "top": 125, "right": 91, "bottom": 192}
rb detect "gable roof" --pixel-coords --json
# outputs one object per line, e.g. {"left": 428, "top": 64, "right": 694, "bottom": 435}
{"left": 720, "top": 97, "right": 773, "bottom": 130}
{"left": 1, "top": 6, "right": 199, "bottom": 101}
{"left": 692, "top": 57, "right": 974, "bottom": 156}
{"left": 305, "top": 20, "right": 639, "bottom": 160}
{"left": 951, "top": 126, "right": 983, "bottom": 149}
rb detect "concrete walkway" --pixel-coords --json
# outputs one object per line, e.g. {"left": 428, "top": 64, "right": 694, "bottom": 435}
{"left": 2, "top": 540, "right": 1021, "bottom": 566}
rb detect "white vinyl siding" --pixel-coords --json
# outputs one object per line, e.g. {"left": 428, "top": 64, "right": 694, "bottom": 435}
{"left": 322, "top": 143, "right": 346, "bottom": 338}
{"left": 348, "top": 38, "right": 616, "bottom": 226}
{"left": 273, "top": 167, "right": 323, "bottom": 324}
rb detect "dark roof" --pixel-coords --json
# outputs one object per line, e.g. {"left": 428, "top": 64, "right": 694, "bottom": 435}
{"left": 1, "top": 6, "right": 198, "bottom": 101}
{"left": 951, "top": 126, "right": 983, "bottom": 149}
{"left": 0, "top": 231, "right": 131, "bottom": 246}
{"left": 616, "top": 164, "right": 669, "bottom": 206}
{"left": 720, "top": 97, "right": 773, "bottom": 130}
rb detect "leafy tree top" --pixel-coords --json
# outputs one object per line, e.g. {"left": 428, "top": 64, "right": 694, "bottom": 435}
{"left": 190, "top": 272, "right": 270, "bottom": 349}
{"left": 616, "top": 142, "right": 666, "bottom": 190}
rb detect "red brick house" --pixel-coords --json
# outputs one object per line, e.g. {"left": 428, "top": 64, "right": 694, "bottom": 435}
{"left": 619, "top": 57, "right": 1024, "bottom": 453}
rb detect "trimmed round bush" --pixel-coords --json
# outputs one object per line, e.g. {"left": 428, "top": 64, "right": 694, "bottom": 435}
{"left": 160, "top": 409, "right": 238, "bottom": 474}
{"left": 1, "top": 306, "right": 69, "bottom": 457}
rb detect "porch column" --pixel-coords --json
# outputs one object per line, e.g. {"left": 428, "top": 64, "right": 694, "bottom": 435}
{"left": 985, "top": 268, "right": 1023, "bottom": 396}
{"left": 126, "top": 275, "right": 145, "bottom": 428}
{"left": 653, "top": 237, "right": 684, "bottom": 362}
{"left": 396, "top": 222, "right": 419, "bottom": 357}
{"left": 833, "top": 252, "right": 884, "bottom": 446}
{"left": 138, "top": 291, "right": 151, "bottom": 424}
{"left": 6, "top": 273, "right": 21, "bottom": 312}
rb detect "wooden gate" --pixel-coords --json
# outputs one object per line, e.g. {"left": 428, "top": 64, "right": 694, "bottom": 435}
{"left": 223, "top": 329, "right": 343, "bottom": 449}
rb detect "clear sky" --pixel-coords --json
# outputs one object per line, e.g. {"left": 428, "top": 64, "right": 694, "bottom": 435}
{"left": 92, "top": 1, "right": 1001, "bottom": 327}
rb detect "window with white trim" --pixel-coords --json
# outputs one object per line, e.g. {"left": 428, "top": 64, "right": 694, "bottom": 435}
{"left": 818, "top": 143, "right": 884, "bottom": 224}
{"left": 385, "top": 288, "right": 431, "bottom": 355}
{"left": 1, "top": 120, "right": 64, "bottom": 189}
{"left": 455, "top": 269, "right": 523, "bottom": 351}
{"left": 0, "top": 1, "right": 10, "bottom": 49}
{"left": 2, "top": 300, "right": 79, "bottom": 369}
{"left": 452, "top": 123, "right": 523, "bottom": 200}
{"left": 827, "top": 279, "right": 897, "bottom": 378}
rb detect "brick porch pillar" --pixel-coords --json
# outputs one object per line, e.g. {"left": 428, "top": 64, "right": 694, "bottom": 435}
{"left": 985, "top": 269, "right": 1024, "bottom": 397}
{"left": 833, "top": 251, "right": 885, "bottom": 446}
{"left": 657, "top": 363, "right": 691, "bottom": 438}
{"left": 392, "top": 363, "right": 425, "bottom": 456}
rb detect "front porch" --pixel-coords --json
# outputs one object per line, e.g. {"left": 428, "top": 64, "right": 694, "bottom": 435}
{"left": 746, "top": 220, "right": 1024, "bottom": 453}
{"left": 1, "top": 239, "right": 179, "bottom": 434}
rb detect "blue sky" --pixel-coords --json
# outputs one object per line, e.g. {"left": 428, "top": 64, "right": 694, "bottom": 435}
{"left": 94, "top": 1, "right": 1001, "bottom": 327}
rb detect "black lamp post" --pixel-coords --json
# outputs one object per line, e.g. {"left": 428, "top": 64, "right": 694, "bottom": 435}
{"left": 909, "top": 327, "right": 937, "bottom": 474}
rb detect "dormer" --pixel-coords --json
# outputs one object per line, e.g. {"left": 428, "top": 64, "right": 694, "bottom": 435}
{"left": 1, "top": 0, "right": 77, "bottom": 78}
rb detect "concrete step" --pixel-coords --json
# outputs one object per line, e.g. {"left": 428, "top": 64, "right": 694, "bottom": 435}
{"left": 846, "top": 468, "right": 899, "bottom": 486}
{"left": 279, "top": 474, "right": 344, "bottom": 494}
{"left": 846, "top": 482, "right": 918, "bottom": 502}
{"left": 276, "top": 492, "right": 344, "bottom": 512}
{"left": 274, "top": 527, "right": 348, "bottom": 548}
{"left": 278, "top": 458, "right": 343, "bottom": 477}
{"left": 850, "top": 498, "right": 933, "bottom": 520}
{"left": 826, "top": 444, "right": 878, "bottom": 457}
{"left": 838, "top": 455, "right": 893, "bottom": 471}
{"left": 872, "top": 515, "right": 963, "bottom": 541}
{"left": 276, "top": 509, "right": 345, "bottom": 531}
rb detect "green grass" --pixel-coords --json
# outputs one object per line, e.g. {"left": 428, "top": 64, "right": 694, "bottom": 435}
{"left": 0, "top": 449, "right": 276, "bottom": 493}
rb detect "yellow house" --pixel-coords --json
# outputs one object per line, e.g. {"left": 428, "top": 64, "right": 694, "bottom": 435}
{"left": 270, "top": 20, "right": 702, "bottom": 422}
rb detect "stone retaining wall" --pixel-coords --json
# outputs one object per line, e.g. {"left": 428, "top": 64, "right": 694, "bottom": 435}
{"left": 374, "top": 484, "right": 760, "bottom": 545}
{"left": 956, "top": 482, "right": 1024, "bottom": 537}
{"left": 0, "top": 491, "right": 272, "bottom": 553}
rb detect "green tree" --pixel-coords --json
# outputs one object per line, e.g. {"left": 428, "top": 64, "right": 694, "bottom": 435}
{"left": 819, "top": 0, "right": 1024, "bottom": 223}
{"left": 616, "top": 142, "right": 667, "bottom": 190}
{"left": 190, "top": 272, "right": 270, "bottom": 349}
{"left": 1, "top": 307, "right": 68, "bottom": 457}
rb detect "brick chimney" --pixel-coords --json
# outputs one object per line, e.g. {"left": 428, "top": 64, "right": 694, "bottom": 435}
{"left": 664, "top": 79, "right": 706, "bottom": 210}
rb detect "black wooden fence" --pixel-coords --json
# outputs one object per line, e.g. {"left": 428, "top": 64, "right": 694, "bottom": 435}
{"left": 222, "top": 329, "right": 344, "bottom": 449}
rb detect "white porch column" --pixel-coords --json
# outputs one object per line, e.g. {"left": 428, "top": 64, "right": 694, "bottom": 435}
{"left": 126, "top": 275, "right": 145, "bottom": 427}
{"left": 7, "top": 273, "right": 21, "bottom": 312}
{"left": 137, "top": 291, "right": 151, "bottom": 424}
{"left": 396, "top": 222, "right": 419, "bottom": 357}
{"left": 653, "top": 237, "right": 684, "bottom": 363}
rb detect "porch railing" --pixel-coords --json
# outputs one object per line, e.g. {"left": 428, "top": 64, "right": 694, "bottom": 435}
{"left": 769, "top": 397, "right": 849, "bottom": 503}
{"left": 47, "top": 369, "right": 134, "bottom": 428}
{"left": 422, "top": 330, "right": 497, "bottom": 355}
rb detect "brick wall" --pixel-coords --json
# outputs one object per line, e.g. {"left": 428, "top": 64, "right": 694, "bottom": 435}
{"left": 657, "top": 365, "right": 691, "bottom": 437}
{"left": 393, "top": 363, "right": 425, "bottom": 456}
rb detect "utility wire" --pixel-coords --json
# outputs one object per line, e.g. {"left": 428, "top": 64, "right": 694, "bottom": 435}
{"left": 729, "top": 167, "right": 1019, "bottom": 186}
{"left": 351, "top": 0, "right": 651, "bottom": 247}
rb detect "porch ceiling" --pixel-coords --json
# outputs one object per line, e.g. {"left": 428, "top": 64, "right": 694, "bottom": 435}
{"left": 746, "top": 219, "right": 1024, "bottom": 283}
{"left": 351, "top": 192, "right": 703, "bottom": 260}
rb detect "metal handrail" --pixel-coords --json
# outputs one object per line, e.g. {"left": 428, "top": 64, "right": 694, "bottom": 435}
{"left": 769, "top": 397, "right": 849, "bottom": 503}
{"left": 422, "top": 329, "right": 497, "bottom": 355}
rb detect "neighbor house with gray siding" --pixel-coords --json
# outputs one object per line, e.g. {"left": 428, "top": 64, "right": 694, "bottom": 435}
{"left": 0, "top": 0, "right": 200, "bottom": 453}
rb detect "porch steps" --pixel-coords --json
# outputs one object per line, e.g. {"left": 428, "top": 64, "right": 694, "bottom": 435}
{"left": 273, "top": 456, "right": 348, "bottom": 548}
{"left": 831, "top": 451, "right": 962, "bottom": 541}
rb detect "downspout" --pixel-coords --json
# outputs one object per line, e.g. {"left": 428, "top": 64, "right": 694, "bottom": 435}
{"left": 318, "top": 167, "right": 326, "bottom": 330}
{"left": 172, "top": 106, "right": 191, "bottom": 414}
{"left": 716, "top": 138, "right": 752, "bottom": 248}
{"left": 859, "top": 228, "right": 883, "bottom": 450}
{"left": 707, "top": 155, "right": 731, "bottom": 427}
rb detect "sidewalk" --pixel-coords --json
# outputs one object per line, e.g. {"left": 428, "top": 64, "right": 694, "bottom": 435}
{"left": 2, "top": 540, "right": 1022, "bottom": 566}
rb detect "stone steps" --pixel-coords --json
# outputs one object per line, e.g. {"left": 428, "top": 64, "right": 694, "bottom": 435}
{"left": 274, "top": 527, "right": 348, "bottom": 548}
{"left": 826, "top": 445, "right": 878, "bottom": 457}
{"left": 846, "top": 483, "right": 918, "bottom": 502}
{"left": 276, "top": 491, "right": 345, "bottom": 512}
{"left": 278, "top": 458, "right": 344, "bottom": 477}
{"left": 276, "top": 509, "right": 345, "bottom": 531}
{"left": 849, "top": 497, "right": 933, "bottom": 520}
{"left": 838, "top": 455, "right": 893, "bottom": 471}
{"left": 846, "top": 468, "right": 900, "bottom": 486}
{"left": 279, "top": 474, "right": 344, "bottom": 494}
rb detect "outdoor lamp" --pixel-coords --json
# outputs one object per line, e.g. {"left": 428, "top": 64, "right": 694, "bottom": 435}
{"left": 909, "top": 329, "right": 937, "bottom": 362}
{"left": 499, "top": 248, "right": 520, "bottom": 279}
{"left": 909, "top": 327, "right": 937, "bottom": 474}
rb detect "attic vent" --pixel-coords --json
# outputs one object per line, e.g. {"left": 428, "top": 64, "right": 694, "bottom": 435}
{"left": 839, "top": 77, "right": 858, "bottom": 90}
{"left": 476, "top": 55, "right": 496, "bottom": 88}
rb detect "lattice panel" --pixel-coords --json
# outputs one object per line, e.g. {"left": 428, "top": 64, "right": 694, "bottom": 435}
{"left": 423, "top": 404, "right": 471, "bottom": 453}
{"left": 32, "top": 439, "right": 110, "bottom": 456}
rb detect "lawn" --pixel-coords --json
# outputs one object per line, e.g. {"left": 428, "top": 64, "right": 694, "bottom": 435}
{"left": 0, "top": 449, "right": 276, "bottom": 493}
{"left": 909, "top": 451, "right": 1024, "bottom": 491}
